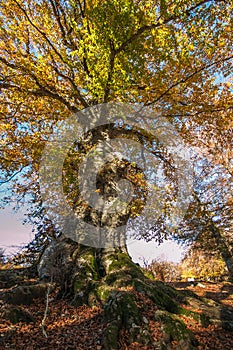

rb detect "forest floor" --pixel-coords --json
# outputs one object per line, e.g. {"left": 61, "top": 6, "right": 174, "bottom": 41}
{"left": 0, "top": 278, "right": 233, "bottom": 350}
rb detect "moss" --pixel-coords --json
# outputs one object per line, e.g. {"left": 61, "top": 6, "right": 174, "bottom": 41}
{"left": 74, "top": 257, "right": 98, "bottom": 284}
{"left": 73, "top": 247, "right": 98, "bottom": 278}
{"left": 153, "top": 281, "right": 184, "bottom": 302}
{"left": 113, "top": 276, "right": 132, "bottom": 288}
{"left": 104, "top": 271, "right": 119, "bottom": 285}
{"left": 79, "top": 249, "right": 97, "bottom": 271}
{"left": 105, "top": 271, "right": 132, "bottom": 286}
{"left": 74, "top": 279, "right": 85, "bottom": 291}
{"left": 104, "top": 291, "right": 141, "bottom": 327}
{"left": 152, "top": 291, "right": 179, "bottom": 314}
{"left": 86, "top": 253, "right": 96, "bottom": 271}
{"left": 96, "top": 284, "right": 113, "bottom": 301}
{"left": 133, "top": 279, "right": 179, "bottom": 314}
{"left": 104, "top": 290, "right": 153, "bottom": 347}
{"left": 2, "top": 306, "right": 35, "bottom": 324}
{"left": 103, "top": 320, "right": 120, "bottom": 350}
{"left": 155, "top": 310, "right": 196, "bottom": 344}
{"left": 178, "top": 307, "right": 210, "bottom": 327}
{"left": 179, "top": 289, "right": 202, "bottom": 300}
{"left": 144, "top": 270, "right": 154, "bottom": 280}
{"left": 120, "top": 293, "right": 141, "bottom": 327}
{"left": 72, "top": 262, "right": 98, "bottom": 305}
{"left": 108, "top": 253, "right": 143, "bottom": 279}
{"left": 4, "top": 282, "right": 55, "bottom": 305}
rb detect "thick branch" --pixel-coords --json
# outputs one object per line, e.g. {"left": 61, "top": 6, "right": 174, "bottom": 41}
{"left": 0, "top": 79, "right": 78, "bottom": 112}
{"left": 104, "top": 40, "right": 116, "bottom": 103}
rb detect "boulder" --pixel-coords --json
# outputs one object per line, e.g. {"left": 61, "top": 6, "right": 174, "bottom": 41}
{"left": 1, "top": 305, "right": 35, "bottom": 324}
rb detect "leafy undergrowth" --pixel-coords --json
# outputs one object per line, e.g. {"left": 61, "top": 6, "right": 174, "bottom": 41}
{"left": 0, "top": 282, "right": 233, "bottom": 349}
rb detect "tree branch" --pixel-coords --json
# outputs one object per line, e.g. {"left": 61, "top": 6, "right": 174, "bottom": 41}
{"left": 13, "top": 0, "right": 65, "bottom": 63}
{"left": 146, "top": 54, "right": 233, "bottom": 107}
{"left": 115, "top": 0, "right": 218, "bottom": 54}
{"left": 104, "top": 40, "right": 116, "bottom": 103}
{"left": 0, "top": 167, "right": 27, "bottom": 185}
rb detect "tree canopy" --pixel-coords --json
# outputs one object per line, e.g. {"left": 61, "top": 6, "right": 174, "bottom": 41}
{"left": 0, "top": 0, "right": 232, "bottom": 262}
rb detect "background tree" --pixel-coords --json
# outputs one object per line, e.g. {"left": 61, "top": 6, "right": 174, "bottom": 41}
{"left": 0, "top": 248, "right": 5, "bottom": 266}
{"left": 174, "top": 163, "right": 233, "bottom": 279}
{"left": 181, "top": 244, "right": 227, "bottom": 281}
{"left": 146, "top": 258, "right": 182, "bottom": 282}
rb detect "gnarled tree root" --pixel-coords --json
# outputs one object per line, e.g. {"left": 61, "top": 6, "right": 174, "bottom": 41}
{"left": 68, "top": 250, "right": 223, "bottom": 349}
{"left": 36, "top": 241, "right": 233, "bottom": 349}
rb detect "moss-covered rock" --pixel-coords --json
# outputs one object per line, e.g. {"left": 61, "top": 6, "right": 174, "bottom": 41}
{"left": 143, "top": 270, "right": 154, "bottom": 280}
{"left": 133, "top": 279, "right": 179, "bottom": 313}
{"left": 0, "top": 267, "right": 35, "bottom": 289}
{"left": 103, "top": 320, "right": 119, "bottom": 350}
{"left": 155, "top": 310, "right": 197, "bottom": 349}
{"left": 107, "top": 253, "right": 144, "bottom": 279}
{"left": 177, "top": 306, "right": 210, "bottom": 327}
{"left": 1, "top": 306, "right": 35, "bottom": 324}
{"left": 96, "top": 284, "right": 113, "bottom": 301}
{"left": 1, "top": 282, "right": 55, "bottom": 305}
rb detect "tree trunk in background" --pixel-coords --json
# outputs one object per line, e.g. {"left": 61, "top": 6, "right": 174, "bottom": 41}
{"left": 209, "top": 223, "right": 233, "bottom": 281}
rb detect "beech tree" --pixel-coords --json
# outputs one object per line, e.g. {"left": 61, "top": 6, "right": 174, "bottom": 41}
{"left": 1, "top": 0, "right": 233, "bottom": 347}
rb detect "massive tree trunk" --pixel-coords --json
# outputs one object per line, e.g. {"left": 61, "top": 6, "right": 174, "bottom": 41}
{"left": 36, "top": 124, "right": 233, "bottom": 348}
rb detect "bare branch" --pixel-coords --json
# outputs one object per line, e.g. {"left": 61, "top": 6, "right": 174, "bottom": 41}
{"left": 0, "top": 167, "right": 27, "bottom": 185}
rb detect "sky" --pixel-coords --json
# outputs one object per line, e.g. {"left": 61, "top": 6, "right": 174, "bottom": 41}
{"left": 0, "top": 205, "right": 186, "bottom": 264}
{"left": 0, "top": 207, "right": 33, "bottom": 256}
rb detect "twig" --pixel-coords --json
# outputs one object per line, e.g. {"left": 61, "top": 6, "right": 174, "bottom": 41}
{"left": 40, "top": 276, "right": 53, "bottom": 338}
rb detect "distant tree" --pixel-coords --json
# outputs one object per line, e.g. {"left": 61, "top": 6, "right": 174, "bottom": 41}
{"left": 181, "top": 245, "right": 227, "bottom": 281}
{"left": 147, "top": 258, "right": 182, "bottom": 283}
{"left": 0, "top": 248, "right": 5, "bottom": 265}
{"left": 174, "top": 186, "right": 233, "bottom": 279}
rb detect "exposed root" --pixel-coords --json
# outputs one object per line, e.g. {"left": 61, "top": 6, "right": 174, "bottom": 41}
{"left": 36, "top": 242, "right": 233, "bottom": 349}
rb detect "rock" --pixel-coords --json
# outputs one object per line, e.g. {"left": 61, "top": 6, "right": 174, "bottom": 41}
{"left": 142, "top": 316, "right": 148, "bottom": 324}
{"left": 0, "top": 269, "right": 24, "bottom": 288}
{"left": 0, "top": 267, "right": 36, "bottom": 289}
{"left": 1, "top": 282, "right": 55, "bottom": 305}
{"left": 1, "top": 305, "right": 35, "bottom": 324}
{"left": 155, "top": 310, "right": 197, "bottom": 349}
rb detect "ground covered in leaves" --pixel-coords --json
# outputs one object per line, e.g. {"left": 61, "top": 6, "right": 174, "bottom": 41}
{"left": 0, "top": 281, "right": 233, "bottom": 349}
